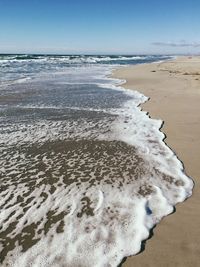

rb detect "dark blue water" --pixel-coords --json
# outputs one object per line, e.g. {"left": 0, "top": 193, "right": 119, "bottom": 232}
{"left": 0, "top": 54, "right": 172, "bottom": 84}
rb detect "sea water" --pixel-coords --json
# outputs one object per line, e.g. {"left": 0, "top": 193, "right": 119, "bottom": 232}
{"left": 0, "top": 55, "right": 193, "bottom": 266}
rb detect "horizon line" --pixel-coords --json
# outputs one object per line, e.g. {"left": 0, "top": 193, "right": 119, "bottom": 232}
{"left": 0, "top": 52, "right": 198, "bottom": 56}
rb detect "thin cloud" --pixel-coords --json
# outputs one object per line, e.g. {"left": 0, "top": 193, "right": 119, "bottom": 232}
{"left": 152, "top": 41, "right": 200, "bottom": 48}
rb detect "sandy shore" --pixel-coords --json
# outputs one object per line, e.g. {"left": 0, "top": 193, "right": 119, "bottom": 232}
{"left": 113, "top": 56, "right": 200, "bottom": 267}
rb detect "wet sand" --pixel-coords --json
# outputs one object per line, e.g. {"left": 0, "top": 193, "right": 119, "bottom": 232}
{"left": 113, "top": 56, "right": 200, "bottom": 267}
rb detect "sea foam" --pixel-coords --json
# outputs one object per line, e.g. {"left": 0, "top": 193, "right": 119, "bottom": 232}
{"left": 0, "top": 63, "right": 193, "bottom": 267}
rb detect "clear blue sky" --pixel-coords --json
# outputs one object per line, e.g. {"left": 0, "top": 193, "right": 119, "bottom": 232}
{"left": 0, "top": 0, "right": 200, "bottom": 54}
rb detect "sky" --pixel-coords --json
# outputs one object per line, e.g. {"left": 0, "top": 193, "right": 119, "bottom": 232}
{"left": 0, "top": 0, "right": 200, "bottom": 54}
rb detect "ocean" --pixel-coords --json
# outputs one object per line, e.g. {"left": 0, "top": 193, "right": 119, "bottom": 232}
{"left": 0, "top": 55, "right": 193, "bottom": 267}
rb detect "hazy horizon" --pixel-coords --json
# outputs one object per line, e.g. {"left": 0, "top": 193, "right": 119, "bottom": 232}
{"left": 0, "top": 52, "right": 199, "bottom": 56}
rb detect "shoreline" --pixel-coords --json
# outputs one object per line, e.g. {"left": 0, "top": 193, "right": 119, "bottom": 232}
{"left": 113, "top": 56, "right": 200, "bottom": 267}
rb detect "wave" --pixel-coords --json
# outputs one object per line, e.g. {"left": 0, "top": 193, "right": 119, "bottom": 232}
{"left": 0, "top": 54, "right": 173, "bottom": 65}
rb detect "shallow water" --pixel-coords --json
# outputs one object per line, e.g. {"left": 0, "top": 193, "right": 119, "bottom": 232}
{"left": 0, "top": 55, "right": 193, "bottom": 267}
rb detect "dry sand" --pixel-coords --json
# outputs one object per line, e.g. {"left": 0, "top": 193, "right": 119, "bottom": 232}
{"left": 113, "top": 56, "right": 200, "bottom": 267}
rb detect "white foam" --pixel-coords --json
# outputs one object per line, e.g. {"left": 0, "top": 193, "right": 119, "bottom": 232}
{"left": 0, "top": 64, "right": 193, "bottom": 267}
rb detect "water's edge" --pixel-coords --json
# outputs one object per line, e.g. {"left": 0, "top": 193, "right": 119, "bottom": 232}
{"left": 111, "top": 63, "right": 194, "bottom": 266}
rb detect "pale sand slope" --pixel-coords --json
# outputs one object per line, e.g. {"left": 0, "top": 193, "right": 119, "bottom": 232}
{"left": 113, "top": 57, "right": 200, "bottom": 267}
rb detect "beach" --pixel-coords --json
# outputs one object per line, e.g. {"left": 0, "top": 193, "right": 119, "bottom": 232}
{"left": 0, "top": 55, "right": 197, "bottom": 266}
{"left": 113, "top": 56, "right": 200, "bottom": 267}
{"left": 3, "top": 55, "right": 188, "bottom": 266}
